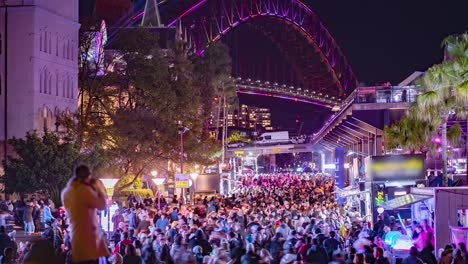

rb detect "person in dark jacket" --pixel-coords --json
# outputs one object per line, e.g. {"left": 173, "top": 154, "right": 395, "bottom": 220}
{"left": 188, "top": 230, "right": 212, "bottom": 256}
{"left": 374, "top": 247, "right": 390, "bottom": 264}
{"left": 241, "top": 243, "right": 261, "bottom": 264}
{"left": 417, "top": 243, "right": 436, "bottom": 264}
{"left": 306, "top": 238, "right": 328, "bottom": 264}
{"left": 402, "top": 247, "right": 424, "bottom": 264}
{"left": 269, "top": 232, "right": 284, "bottom": 261}
{"left": 123, "top": 244, "right": 142, "bottom": 264}
{"left": 41, "top": 221, "right": 54, "bottom": 244}
{"left": 53, "top": 218, "right": 64, "bottom": 252}
{"left": 0, "top": 226, "right": 12, "bottom": 257}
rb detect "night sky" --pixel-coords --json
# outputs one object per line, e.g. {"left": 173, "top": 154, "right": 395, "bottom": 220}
{"left": 241, "top": 0, "right": 468, "bottom": 134}
{"left": 308, "top": 0, "right": 468, "bottom": 85}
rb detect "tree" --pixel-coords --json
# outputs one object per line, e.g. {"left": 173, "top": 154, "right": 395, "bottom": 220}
{"left": 2, "top": 131, "right": 80, "bottom": 205}
{"left": 69, "top": 25, "right": 222, "bottom": 191}
{"left": 193, "top": 43, "right": 237, "bottom": 138}
{"left": 384, "top": 114, "right": 437, "bottom": 154}
{"left": 227, "top": 131, "right": 251, "bottom": 144}
{"left": 414, "top": 33, "right": 468, "bottom": 186}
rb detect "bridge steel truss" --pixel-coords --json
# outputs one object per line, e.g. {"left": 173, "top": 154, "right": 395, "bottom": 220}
{"left": 311, "top": 90, "right": 384, "bottom": 158}
{"left": 167, "top": 0, "right": 359, "bottom": 96}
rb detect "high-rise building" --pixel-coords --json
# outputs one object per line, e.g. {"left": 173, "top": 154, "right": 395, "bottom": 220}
{"left": 212, "top": 104, "right": 273, "bottom": 131}
{"left": 0, "top": 0, "right": 79, "bottom": 142}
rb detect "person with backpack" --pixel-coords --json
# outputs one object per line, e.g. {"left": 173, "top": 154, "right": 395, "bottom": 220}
{"left": 113, "top": 232, "right": 133, "bottom": 256}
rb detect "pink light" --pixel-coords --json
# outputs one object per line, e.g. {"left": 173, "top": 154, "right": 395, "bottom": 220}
{"left": 132, "top": 0, "right": 166, "bottom": 20}
{"left": 236, "top": 90, "right": 330, "bottom": 108}
{"left": 133, "top": 11, "right": 144, "bottom": 20}
{"left": 167, "top": 0, "right": 208, "bottom": 27}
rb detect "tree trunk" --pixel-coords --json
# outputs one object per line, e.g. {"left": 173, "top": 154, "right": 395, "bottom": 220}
{"left": 214, "top": 91, "right": 222, "bottom": 140}
{"left": 442, "top": 120, "right": 448, "bottom": 187}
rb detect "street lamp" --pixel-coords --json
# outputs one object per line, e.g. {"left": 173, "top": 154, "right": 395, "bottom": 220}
{"left": 178, "top": 121, "right": 189, "bottom": 204}
{"left": 190, "top": 173, "right": 199, "bottom": 204}
{"left": 151, "top": 170, "right": 158, "bottom": 177}
{"left": 100, "top": 178, "right": 119, "bottom": 235}
{"left": 151, "top": 177, "right": 166, "bottom": 210}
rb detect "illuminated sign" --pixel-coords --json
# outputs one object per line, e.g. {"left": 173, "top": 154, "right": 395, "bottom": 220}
{"left": 271, "top": 148, "right": 282, "bottom": 153}
{"left": 175, "top": 174, "right": 190, "bottom": 188}
{"left": 370, "top": 154, "right": 425, "bottom": 182}
{"left": 233, "top": 150, "right": 244, "bottom": 155}
{"left": 375, "top": 191, "right": 385, "bottom": 205}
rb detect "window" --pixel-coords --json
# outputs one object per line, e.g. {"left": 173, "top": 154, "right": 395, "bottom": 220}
{"left": 0, "top": 33, "right": 2, "bottom": 54}
{"left": 67, "top": 39, "right": 70, "bottom": 59}
{"left": 44, "top": 31, "right": 47, "bottom": 52}
{"left": 56, "top": 36, "right": 59, "bottom": 56}
{"left": 62, "top": 78, "right": 65, "bottom": 97}
{"left": 43, "top": 70, "right": 47, "bottom": 93}
{"left": 71, "top": 40, "right": 74, "bottom": 61}
{"left": 55, "top": 73, "right": 59, "bottom": 96}
{"left": 62, "top": 41, "right": 65, "bottom": 58}
{"left": 66, "top": 76, "right": 70, "bottom": 98}
{"left": 71, "top": 80, "right": 74, "bottom": 98}
{"left": 39, "top": 31, "right": 42, "bottom": 51}
{"left": 39, "top": 71, "right": 43, "bottom": 93}
{"left": 48, "top": 34, "right": 52, "bottom": 54}
{"left": 48, "top": 75, "right": 52, "bottom": 94}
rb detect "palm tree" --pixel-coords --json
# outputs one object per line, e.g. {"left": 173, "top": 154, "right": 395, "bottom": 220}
{"left": 384, "top": 113, "right": 437, "bottom": 154}
{"left": 415, "top": 33, "right": 468, "bottom": 186}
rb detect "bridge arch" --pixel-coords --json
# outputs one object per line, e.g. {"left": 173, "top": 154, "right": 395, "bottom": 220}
{"left": 166, "top": 0, "right": 358, "bottom": 97}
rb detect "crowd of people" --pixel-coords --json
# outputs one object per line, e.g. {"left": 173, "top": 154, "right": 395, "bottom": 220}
{"left": 0, "top": 166, "right": 459, "bottom": 264}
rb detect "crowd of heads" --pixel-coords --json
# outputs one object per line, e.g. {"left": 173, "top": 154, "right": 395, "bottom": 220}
{"left": 0, "top": 172, "right": 448, "bottom": 264}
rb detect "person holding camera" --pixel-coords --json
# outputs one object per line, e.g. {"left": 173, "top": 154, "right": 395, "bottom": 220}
{"left": 62, "top": 165, "right": 109, "bottom": 264}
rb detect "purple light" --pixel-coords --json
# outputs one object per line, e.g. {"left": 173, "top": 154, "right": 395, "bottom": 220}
{"left": 132, "top": 0, "right": 166, "bottom": 20}
{"left": 167, "top": 0, "right": 208, "bottom": 27}
{"left": 236, "top": 90, "right": 330, "bottom": 108}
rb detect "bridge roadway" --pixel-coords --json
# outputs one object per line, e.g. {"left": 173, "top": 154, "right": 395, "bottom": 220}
{"left": 226, "top": 143, "right": 314, "bottom": 157}
{"left": 227, "top": 85, "right": 422, "bottom": 159}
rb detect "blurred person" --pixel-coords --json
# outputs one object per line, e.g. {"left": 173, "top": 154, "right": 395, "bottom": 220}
{"left": 0, "top": 226, "right": 11, "bottom": 258}
{"left": 61, "top": 165, "right": 109, "bottom": 264}
{"left": 23, "top": 201, "right": 34, "bottom": 235}
{"left": 373, "top": 247, "right": 389, "bottom": 264}
{"left": 402, "top": 247, "right": 423, "bottom": 264}
{"left": 123, "top": 244, "right": 142, "bottom": 264}
{"left": 112, "top": 209, "right": 125, "bottom": 232}
{"left": 241, "top": 243, "right": 261, "bottom": 264}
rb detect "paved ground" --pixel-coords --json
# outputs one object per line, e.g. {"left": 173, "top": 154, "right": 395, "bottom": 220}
{"left": 10, "top": 225, "right": 42, "bottom": 243}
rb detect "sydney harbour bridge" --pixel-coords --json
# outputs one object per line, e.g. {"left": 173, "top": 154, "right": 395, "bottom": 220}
{"left": 91, "top": 0, "right": 414, "bottom": 161}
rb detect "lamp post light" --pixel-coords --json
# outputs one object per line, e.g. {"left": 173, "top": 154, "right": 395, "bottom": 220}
{"left": 178, "top": 121, "right": 189, "bottom": 204}
{"left": 100, "top": 178, "right": 119, "bottom": 235}
{"left": 190, "top": 173, "right": 199, "bottom": 204}
{"left": 152, "top": 178, "right": 166, "bottom": 210}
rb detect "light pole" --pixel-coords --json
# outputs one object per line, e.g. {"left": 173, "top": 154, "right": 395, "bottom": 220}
{"left": 151, "top": 177, "right": 166, "bottom": 210}
{"left": 190, "top": 173, "right": 199, "bottom": 205}
{"left": 100, "top": 178, "right": 119, "bottom": 235}
{"left": 178, "top": 121, "right": 189, "bottom": 204}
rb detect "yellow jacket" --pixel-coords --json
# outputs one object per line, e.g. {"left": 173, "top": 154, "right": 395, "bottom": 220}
{"left": 62, "top": 179, "right": 109, "bottom": 262}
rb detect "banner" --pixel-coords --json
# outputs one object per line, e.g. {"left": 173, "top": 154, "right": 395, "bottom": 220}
{"left": 370, "top": 154, "right": 425, "bottom": 182}
{"left": 175, "top": 174, "right": 190, "bottom": 188}
{"left": 335, "top": 147, "right": 345, "bottom": 189}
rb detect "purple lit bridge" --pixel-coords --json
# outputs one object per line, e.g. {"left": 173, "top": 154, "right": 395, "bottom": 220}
{"left": 141, "top": 0, "right": 360, "bottom": 103}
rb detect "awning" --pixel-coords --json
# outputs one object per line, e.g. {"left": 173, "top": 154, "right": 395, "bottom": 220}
{"left": 379, "top": 194, "right": 432, "bottom": 210}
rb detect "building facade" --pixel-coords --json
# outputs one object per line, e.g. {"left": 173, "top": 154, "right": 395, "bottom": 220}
{"left": 214, "top": 104, "right": 273, "bottom": 131}
{"left": 0, "top": 0, "right": 79, "bottom": 141}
